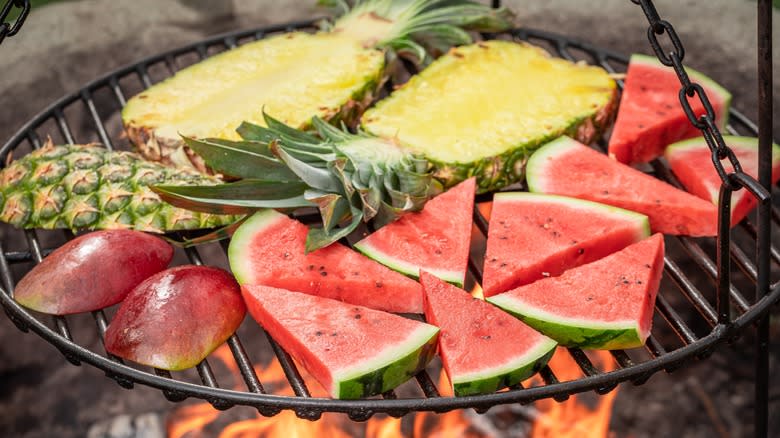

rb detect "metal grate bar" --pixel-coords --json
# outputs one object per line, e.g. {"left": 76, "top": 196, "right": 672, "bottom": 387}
{"left": 610, "top": 350, "right": 635, "bottom": 369}
{"left": 655, "top": 294, "right": 698, "bottom": 345}
{"left": 538, "top": 366, "right": 570, "bottom": 402}
{"left": 566, "top": 348, "right": 599, "bottom": 376}
{"left": 135, "top": 64, "right": 153, "bottom": 88}
{"left": 644, "top": 335, "right": 667, "bottom": 358}
{"left": 266, "top": 331, "right": 311, "bottom": 397}
{"left": 414, "top": 371, "right": 440, "bottom": 398}
{"left": 472, "top": 203, "right": 489, "bottom": 235}
{"left": 108, "top": 77, "right": 127, "bottom": 107}
{"left": 27, "top": 131, "right": 41, "bottom": 148}
{"left": 729, "top": 241, "right": 758, "bottom": 283}
{"left": 467, "top": 257, "right": 484, "bottom": 285}
{"left": 196, "top": 360, "right": 219, "bottom": 388}
{"left": 677, "top": 237, "right": 750, "bottom": 313}
{"left": 739, "top": 220, "right": 780, "bottom": 266}
{"left": 226, "top": 335, "right": 266, "bottom": 394}
{"left": 164, "top": 54, "right": 178, "bottom": 75}
{"left": 53, "top": 108, "right": 75, "bottom": 144}
{"left": 555, "top": 42, "right": 576, "bottom": 61}
{"left": 664, "top": 258, "right": 718, "bottom": 326}
{"left": 195, "top": 44, "right": 207, "bottom": 59}
{"left": 81, "top": 89, "right": 114, "bottom": 150}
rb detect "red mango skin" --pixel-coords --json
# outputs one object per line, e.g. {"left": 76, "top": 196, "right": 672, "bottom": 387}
{"left": 104, "top": 265, "right": 246, "bottom": 371}
{"left": 14, "top": 230, "right": 173, "bottom": 315}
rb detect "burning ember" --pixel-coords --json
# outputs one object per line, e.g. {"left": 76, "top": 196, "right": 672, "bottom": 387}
{"left": 167, "top": 340, "right": 618, "bottom": 437}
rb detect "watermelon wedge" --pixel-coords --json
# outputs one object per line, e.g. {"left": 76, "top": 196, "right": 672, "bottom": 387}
{"left": 420, "top": 271, "right": 556, "bottom": 396}
{"left": 241, "top": 284, "right": 439, "bottom": 399}
{"left": 354, "top": 178, "right": 476, "bottom": 287}
{"left": 488, "top": 234, "right": 665, "bottom": 350}
{"left": 527, "top": 136, "right": 719, "bottom": 236}
{"left": 665, "top": 136, "right": 780, "bottom": 226}
{"left": 229, "top": 210, "right": 423, "bottom": 313}
{"left": 608, "top": 53, "right": 731, "bottom": 165}
{"left": 482, "top": 192, "right": 649, "bottom": 297}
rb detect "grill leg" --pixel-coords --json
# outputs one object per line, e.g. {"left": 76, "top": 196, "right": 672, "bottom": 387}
{"left": 755, "top": 1, "right": 772, "bottom": 437}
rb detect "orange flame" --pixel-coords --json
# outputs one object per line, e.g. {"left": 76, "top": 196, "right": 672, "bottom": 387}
{"left": 168, "top": 329, "right": 618, "bottom": 437}
{"left": 530, "top": 349, "right": 618, "bottom": 438}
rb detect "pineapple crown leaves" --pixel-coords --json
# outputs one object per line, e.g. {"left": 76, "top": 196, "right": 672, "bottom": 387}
{"left": 319, "top": 0, "right": 515, "bottom": 63}
{"left": 155, "top": 111, "right": 439, "bottom": 252}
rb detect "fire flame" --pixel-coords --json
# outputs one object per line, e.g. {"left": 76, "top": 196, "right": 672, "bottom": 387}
{"left": 168, "top": 328, "right": 618, "bottom": 437}
{"left": 530, "top": 349, "right": 618, "bottom": 438}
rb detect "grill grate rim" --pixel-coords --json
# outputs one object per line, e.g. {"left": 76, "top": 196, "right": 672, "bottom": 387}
{"left": 0, "top": 23, "right": 777, "bottom": 419}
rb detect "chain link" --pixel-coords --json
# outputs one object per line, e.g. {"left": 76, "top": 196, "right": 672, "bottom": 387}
{"left": 0, "top": 0, "right": 30, "bottom": 45}
{"left": 630, "top": 0, "right": 764, "bottom": 194}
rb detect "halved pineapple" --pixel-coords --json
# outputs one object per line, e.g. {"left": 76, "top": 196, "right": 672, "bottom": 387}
{"left": 122, "top": 1, "right": 513, "bottom": 172}
{"left": 362, "top": 40, "right": 617, "bottom": 192}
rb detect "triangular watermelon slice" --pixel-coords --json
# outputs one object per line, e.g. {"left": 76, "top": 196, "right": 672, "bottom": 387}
{"left": 488, "top": 234, "right": 665, "bottom": 350}
{"left": 482, "top": 192, "right": 649, "bottom": 297}
{"left": 229, "top": 210, "right": 423, "bottom": 313}
{"left": 665, "top": 136, "right": 780, "bottom": 226}
{"left": 241, "top": 284, "right": 439, "bottom": 399}
{"left": 354, "top": 178, "right": 476, "bottom": 287}
{"left": 420, "top": 271, "right": 556, "bottom": 396}
{"left": 608, "top": 53, "right": 731, "bottom": 165}
{"left": 527, "top": 136, "right": 719, "bottom": 236}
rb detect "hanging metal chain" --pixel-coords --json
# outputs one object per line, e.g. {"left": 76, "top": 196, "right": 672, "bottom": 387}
{"left": 630, "top": 0, "right": 763, "bottom": 193}
{"left": 0, "top": 0, "right": 30, "bottom": 45}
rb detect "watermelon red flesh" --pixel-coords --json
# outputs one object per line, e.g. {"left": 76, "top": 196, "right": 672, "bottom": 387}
{"left": 420, "top": 271, "right": 556, "bottom": 396}
{"left": 608, "top": 53, "right": 731, "bottom": 165}
{"left": 665, "top": 136, "right": 780, "bottom": 226}
{"left": 482, "top": 192, "right": 650, "bottom": 297}
{"left": 354, "top": 178, "right": 476, "bottom": 287}
{"left": 487, "top": 233, "right": 665, "bottom": 350}
{"left": 527, "top": 136, "right": 719, "bottom": 236}
{"left": 228, "top": 210, "right": 424, "bottom": 313}
{"left": 241, "top": 284, "right": 439, "bottom": 399}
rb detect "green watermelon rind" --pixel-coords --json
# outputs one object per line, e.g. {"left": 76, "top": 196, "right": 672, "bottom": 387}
{"left": 630, "top": 53, "right": 732, "bottom": 130}
{"left": 451, "top": 337, "right": 557, "bottom": 397}
{"left": 332, "top": 324, "right": 440, "bottom": 399}
{"left": 227, "top": 209, "right": 281, "bottom": 285}
{"left": 353, "top": 240, "right": 465, "bottom": 287}
{"left": 487, "top": 294, "right": 645, "bottom": 350}
{"left": 493, "top": 189, "right": 651, "bottom": 239}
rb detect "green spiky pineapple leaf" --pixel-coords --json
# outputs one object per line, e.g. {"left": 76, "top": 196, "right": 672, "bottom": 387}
{"left": 153, "top": 179, "right": 313, "bottom": 215}
{"left": 157, "top": 112, "right": 438, "bottom": 251}
{"left": 182, "top": 137, "right": 300, "bottom": 181}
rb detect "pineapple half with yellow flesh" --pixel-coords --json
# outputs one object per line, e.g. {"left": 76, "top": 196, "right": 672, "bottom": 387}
{"left": 155, "top": 41, "right": 617, "bottom": 250}
{"left": 121, "top": 0, "right": 513, "bottom": 172}
{"left": 362, "top": 40, "right": 617, "bottom": 192}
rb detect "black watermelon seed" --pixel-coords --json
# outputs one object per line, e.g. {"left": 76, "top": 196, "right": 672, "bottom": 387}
{"left": 375, "top": 281, "right": 383, "bottom": 288}
{"left": 331, "top": 332, "right": 338, "bottom": 337}
{"left": 578, "top": 248, "right": 585, "bottom": 255}
{"left": 320, "top": 271, "right": 328, "bottom": 277}
{"left": 644, "top": 264, "right": 651, "bottom": 268}
{"left": 318, "top": 265, "right": 325, "bottom": 270}
{"left": 500, "top": 262, "right": 507, "bottom": 268}
{"left": 315, "top": 331, "right": 323, "bottom": 336}
{"left": 481, "top": 335, "right": 491, "bottom": 340}
{"left": 307, "top": 265, "right": 315, "bottom": 270}
{"left": 354, "top": 314, "right": 362, "bottom": 319}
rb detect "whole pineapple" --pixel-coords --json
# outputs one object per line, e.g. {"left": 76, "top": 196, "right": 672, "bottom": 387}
{"left": 0, "top": 140, "right": 240, "bottom": 233}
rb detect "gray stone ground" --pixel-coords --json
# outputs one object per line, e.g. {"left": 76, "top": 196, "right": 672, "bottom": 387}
{"left": 0, "top": 1, "right": 778, "bottom": 437}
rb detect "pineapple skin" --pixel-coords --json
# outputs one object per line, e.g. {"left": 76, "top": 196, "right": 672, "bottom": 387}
{"left": 428, "top": 96, "right": 617, "bottom": 192}
{"left": 363, "top": 41, "right": 618, "bottom": 193}
{"left": 0, "top": 142, "right": 240, "bottom": 233}
{"left": 123, "top": 32, "right": 386, "bottom": 173}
